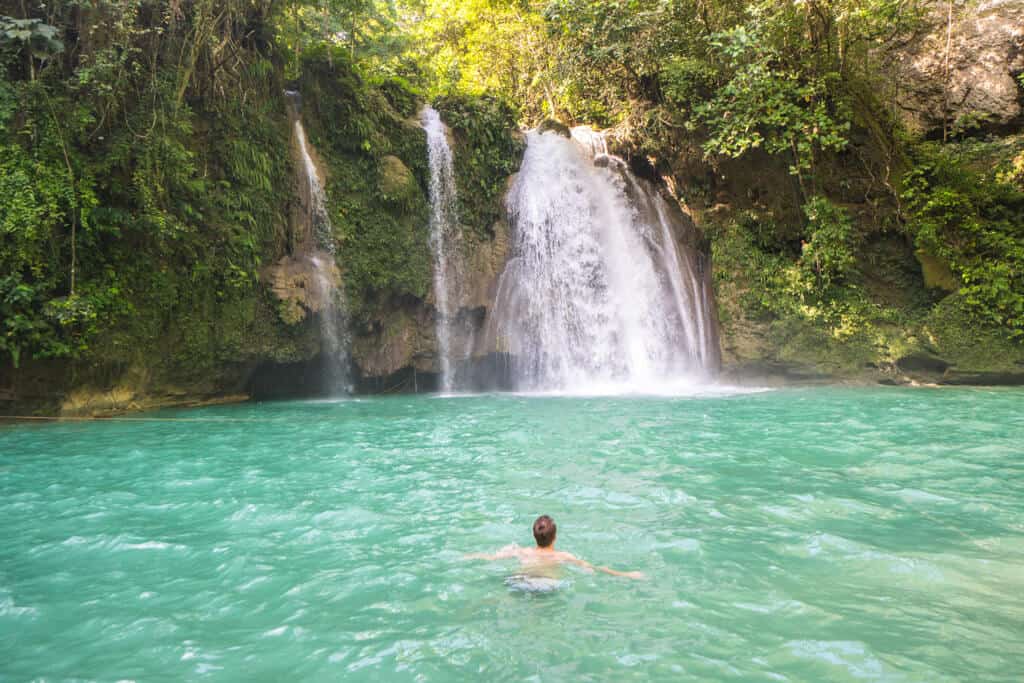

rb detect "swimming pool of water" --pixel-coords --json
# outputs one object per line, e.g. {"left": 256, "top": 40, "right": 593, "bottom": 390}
{"left": 2, "top": 387, "right": 1022, "bottom": 681}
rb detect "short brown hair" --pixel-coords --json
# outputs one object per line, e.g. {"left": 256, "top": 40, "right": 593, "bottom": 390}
{"left": 533, "top": 515, "right": 556, "bottom": 547}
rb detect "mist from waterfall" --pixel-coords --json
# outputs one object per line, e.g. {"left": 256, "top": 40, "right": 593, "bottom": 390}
{"left": 422, "top": 106, "right": 461, "bottom": 392}
{"left": 487, "top": 128, "right": 719, "bottom": 392}
{"left": 286, "top": 91, "right": 352, "bottom": 394}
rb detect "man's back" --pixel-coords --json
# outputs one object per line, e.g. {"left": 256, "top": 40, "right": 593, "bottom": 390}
{"left": 466, "top": 516, "right": 644, "bottom": 580}
{"left": 490, "top": 544, "right": 580, "bottom": 571}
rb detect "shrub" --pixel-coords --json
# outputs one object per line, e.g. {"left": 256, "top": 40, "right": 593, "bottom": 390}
{"left": 903, "top": 143, "right": 1024, "bottom": 337}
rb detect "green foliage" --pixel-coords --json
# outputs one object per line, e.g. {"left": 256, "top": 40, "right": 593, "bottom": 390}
{"left": 0, "top": 140, "right": 70, "bottom": 277}
{"left": 390, "top": 0, "right": 555, "bottom": 122}
{"left": 0, "top": 1, "right": 294, "bottom": 371}
{"left": 544, "top": 0, "right": 730, "bottom": 123}
{"left": 372, "top": 75, "right": 423, "bottom": 118}
{"left": 0, "top": 275, "right": 61, "bottom": 367}
{"left": 799, "top": 196, "right": 858, "bottom": 291}
{"left": 277, "top": 0, "right": 407, "bottom": 81}
{"left": 298, "top": 48, "right": 432, "bottom": 317}
{"left": 434, "top": 94, "right": 524, "bottom": 236}
{"left": 0, "top": 93, "right": 78, "bottom": 364}
{"left": 0, "top": 15, "right": 63, "bottom": 65}
{"left": 695, "top": 21, "right": 850, "bottom": 184}
{"left": 711, "top": 195, "right": 875, "bottom": 344}
{"left": 659, "top": 57, "right": 717, "bottom": 111}
{"left": 903, "top": 142, "right": 1024, "bottom": 336}
{"left": 921, "top": 293, "right": 1024, "bottom": 371}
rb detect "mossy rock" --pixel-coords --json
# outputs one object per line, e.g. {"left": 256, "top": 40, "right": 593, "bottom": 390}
{"left": 895, "top": 351, "right": 949, "bottom": 374}
{"left": 915, "top": 249, "right": 959, "bottom": 292}
{"left": 297, "top": 51, "right": 432, "bottom": 320}
{"left": 538, "top": 119, "right": 571, "bottom": 138}
{"left": 922, "top": 294, "right": 1024, "bottom": 374}
{"left": 433, "top": 94, "right": 525, "bottom": 238}
{"left": 378, "top": 155, "right": 418, "bottom": 203}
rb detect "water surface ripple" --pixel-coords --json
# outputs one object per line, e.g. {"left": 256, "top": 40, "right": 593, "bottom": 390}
{"left": 1, "top": 387, "right": 1022, "bottom": 681}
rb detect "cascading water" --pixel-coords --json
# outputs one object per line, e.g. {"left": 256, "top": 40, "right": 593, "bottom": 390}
{"left": 285, "top": 91, "right": 351, "bottom": 394}
{"left": 486, "top": 127, "right": 719, "bottom": 392}
{"left": 422, "top": 106, "right": 462, "bottom": 392}
{"left": 292, "top": 112, "right": 334, "bottom": 252}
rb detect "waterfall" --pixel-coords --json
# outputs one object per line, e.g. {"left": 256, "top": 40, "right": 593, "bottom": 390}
{"left": 285, "top": 90, "right": 351, "bottom": 394}
{"left": 292, "top": 114, "right": 334, "bottom": 251}
{"left": 486, "top": 128, "right": 719, "bottom": 392}
{"left": 422, "top": 106, "right": 461, "bottom": 392}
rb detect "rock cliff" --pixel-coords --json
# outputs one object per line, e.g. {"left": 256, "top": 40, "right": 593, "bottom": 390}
{"left": 894, "top": 0, "right": 1024, "bottom": 137}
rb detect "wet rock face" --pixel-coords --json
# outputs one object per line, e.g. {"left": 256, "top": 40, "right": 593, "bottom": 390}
{"left": 348, "top": 216, "right": 512, "bottom": 387}
{"left": 352, "top": 303, "right": 437, "bottom": 378}
{"left": 894, "top": 0, "right": 1024, "bottom": 136}
{"left": 262, "top": 252, "right": 341, "bottom": 325}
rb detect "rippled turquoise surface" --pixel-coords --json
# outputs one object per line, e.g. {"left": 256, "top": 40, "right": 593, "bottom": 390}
{"left": 2, "top": 387, "right": 1023, "bottom": 681}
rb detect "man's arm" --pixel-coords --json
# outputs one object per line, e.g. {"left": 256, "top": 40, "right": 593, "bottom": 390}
{"left": 564, "top": 553, "right": 644, "bottom": 580}
{"left": 595, "top": 566, "right": 645, "bottom": 580}
{"left": 463, "top": 552, "right": 498, "bottom": 560}
{"left": 463, "top": 545, "right": 520, "bottom": 561}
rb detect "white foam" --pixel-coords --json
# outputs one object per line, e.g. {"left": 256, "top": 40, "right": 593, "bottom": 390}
{"left": 487, "top": 129, "right": 722, "bottom": 393}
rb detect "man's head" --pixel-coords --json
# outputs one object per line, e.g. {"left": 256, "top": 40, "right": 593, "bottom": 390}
{"left": 533, "top": 515, "right": 557, "bottom": 548}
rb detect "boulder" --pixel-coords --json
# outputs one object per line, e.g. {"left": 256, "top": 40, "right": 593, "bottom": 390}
{"left": 538, "top": 119, "right": 571, "bottom": 138}
{"left": 894, "top": 0, "right": 1024, "bottom": 136}
{"left": 896, "top": 351, "right": 951, "bottom": 375}
{"left": 915, "top": 249, "right": 959, "bottom": 292}
{"left": 378, "top": 154, "right": 418, "bottom": 201}
{"left": 261, "top": 251, "right": 341, "bottom": 325}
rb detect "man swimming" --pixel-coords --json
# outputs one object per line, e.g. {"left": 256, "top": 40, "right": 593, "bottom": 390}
{"left": 465, "top": 515, "right": 645, "bottom": 580}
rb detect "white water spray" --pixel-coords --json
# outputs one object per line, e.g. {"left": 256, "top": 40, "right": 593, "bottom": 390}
{"left": 422, "top": 106, "right": 461, "bottom": 392}
{"left": 487, "top": 128, "right": 719, "bottom": 392}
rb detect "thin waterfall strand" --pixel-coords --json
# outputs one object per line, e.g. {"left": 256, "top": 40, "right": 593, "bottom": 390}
{"left": 293, "top": 119, "right": 334, "bottom": 252}
{"left": 287, "top": 91, "right": 351, "bottom": 393}
{"left": 422, "top": 106, "right": 460, "bottom": 392}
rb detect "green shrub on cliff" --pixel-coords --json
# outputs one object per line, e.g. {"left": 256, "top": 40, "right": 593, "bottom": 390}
{"left": 903, "top": 142, "right": 1024, "bottom": 337}
{"left": 298, "top": 46, "right": 432, "bottom": 318}
{"left": 711, "top": 197, "right": 877, "bottom": 344}
{"left": 800, "top": 196, "right": 859, "bottom": 292}
{"left": 0, "top": 4, "right": 294, "bottom": 373}
{"left": 694, "top": 21, "right": 850, "bottom": 190}
{"left": 434, "top": 94, "right": 524, "bottom": 237}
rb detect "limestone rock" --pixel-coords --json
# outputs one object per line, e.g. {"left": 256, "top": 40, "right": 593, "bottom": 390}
{"left": 894, "top": 0, "right": 1024, "bottom": 136}
{"left": 261, "top": 251, "right": 341, "bottom": 325}
{"left": 457, "top": 218, "right": 511, "bottom": 313}
{"left": 352, "top": 305, "right": 436, "bottom": 379}
{"left": 897, "top": 351, "right": 951, "bottom": 374}
{"left": 915, "top": 249, "right": 959, "bottom": 292}
{"left": 378, "top": 154, "right": 417, "bottom": 201}
{"left": 349, "top": 217, "right": 513, "bottom": 382}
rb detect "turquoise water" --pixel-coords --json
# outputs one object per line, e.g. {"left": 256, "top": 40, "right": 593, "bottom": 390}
{"left": 1, "top": 387, "right": 1022, "bottom": 681}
